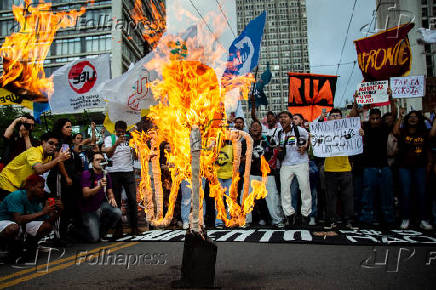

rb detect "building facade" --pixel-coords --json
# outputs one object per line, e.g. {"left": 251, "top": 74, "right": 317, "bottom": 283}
{"left": 235, "top": 0, "right": 310, "bottom": 121}
{"left": 0, "top": 0, "right": 165, "bottom": 79}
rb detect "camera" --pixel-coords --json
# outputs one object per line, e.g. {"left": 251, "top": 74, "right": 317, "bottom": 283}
{"left": 79, "top": 145, "right": 93, "bottom": 152}
{"left": 18, "top": 122, "right": 32, "bottom": 130}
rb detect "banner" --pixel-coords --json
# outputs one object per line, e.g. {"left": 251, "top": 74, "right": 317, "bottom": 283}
{"left": 391, "top": 76, "right": 425, "bottom": 99}
{"left": 423, "top": 77, "right": 436, "bottom": 112}
{"left": 354, "top": 23, "right": 414, "bottom": 81}
{"left": 288, "top": 73, "right": 336, "bottom": 122}
{"left": 309, "top": 117, "right": 363, "bottom": 157}
{"left": 0, "top": 88, "right": 33, "bottom": 109}
{"left": 356, "top": 80, "right": 389, "bottom": 105}
{"left": 49, "top": 54, "right": 110, "bottom": 114}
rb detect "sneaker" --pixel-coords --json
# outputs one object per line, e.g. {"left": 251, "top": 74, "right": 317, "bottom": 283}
{"left": 274, "top": 222, "right": 285, "bottom": 229}
{"left": 301, "top": 216, "right": 309, "bottom": 226}
{"left": 419, "top": 220, "right": 433, "bottom": 230}
{"left": 182, "top": 223, "right": 189, "bottom": 230}
{"left": 345, "top": 222, "right": 359, "bottom": 230}
{"left": 259, "top": 219, "right": 266, "bottom": 226}
{"left": 400, "top": 219, "right": 410, "bottom": 230}
{"left": 324, "top": 222, "right": 336, "bottom": 230}
{"left": 308, "top": 217, "right": 316, "bottom": 226}
{"left": 286, "top": 214, "right": 296, "bottom": 227}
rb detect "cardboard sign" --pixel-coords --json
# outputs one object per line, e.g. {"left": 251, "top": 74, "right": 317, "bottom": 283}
{"left": 309, "top": 117, "right": 363, "bottom": 157}
{"left": 356, "top": 80, "right": 389, "bottom": 105}
{"left": 391, "top": 76, "right": 425, "bottom": 99}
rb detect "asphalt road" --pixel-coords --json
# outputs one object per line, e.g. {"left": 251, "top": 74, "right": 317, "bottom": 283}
{"left": 0, "top": 240, "right": 435, "bottom": 289}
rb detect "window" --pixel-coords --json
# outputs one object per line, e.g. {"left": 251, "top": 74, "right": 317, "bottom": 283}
{"left": 85, "top": 35, "right": 111, "bottom": 53}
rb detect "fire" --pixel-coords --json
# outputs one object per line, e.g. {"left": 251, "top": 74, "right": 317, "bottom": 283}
{"left": 0, "top": 0, "right": 85, "bottom": 98}
{"left": 131, "top": 0, "right": 166, "bottom": 49}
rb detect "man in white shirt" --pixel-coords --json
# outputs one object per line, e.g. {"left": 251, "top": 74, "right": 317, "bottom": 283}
{"left": 102, "top": 121, "right": 138, "bottom": 236}
{"left": 276, "top": 111, "right": 311, "bottom": 226}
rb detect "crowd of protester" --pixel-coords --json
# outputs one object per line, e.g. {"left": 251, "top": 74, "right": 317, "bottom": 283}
{"left": 0, "top": 93, "right": 435, "bottom": 263}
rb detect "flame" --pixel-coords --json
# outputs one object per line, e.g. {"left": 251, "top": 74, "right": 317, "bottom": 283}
{"left": 131, "top": 0, "right": 166, "bottom": 49}
{"left": 0, "top": 0, "right": 85, "bottom": 98}
{"left": 128, "top": 5, "right": 268, "bottom": 228}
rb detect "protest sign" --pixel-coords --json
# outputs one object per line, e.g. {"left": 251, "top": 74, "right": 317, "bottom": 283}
{"left": 49, "top": 54, "right": 110, "bottom": 113}
{"left": 309, "top": 117, "right": 363, "bottom": 157}
{"left": 288, "top": 72, "right": 337, "bottom": 121}
{"left": 356, "top": 80, "right": 389, "bottom": 105}
{"left": 391, "top": 76, "right": 425, "bottom": 99}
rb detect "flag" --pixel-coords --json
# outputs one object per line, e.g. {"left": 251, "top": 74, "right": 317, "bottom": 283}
{"left": 100, "top": 26, "right": 197, "bottom": 129}
{"left": 49, "top": 54, "right": 111, "bottom": 114}
{"left": 288, "top": 72, "right": 337, "bottom": 122}
{"left": 222, "top": 11, "right": 266, "bottom": 82}
{"left": 0, "top": 88, "right": 33, "bottom": 109}
{"left": 354, "top": 23, "right": 414, "bottom": 81}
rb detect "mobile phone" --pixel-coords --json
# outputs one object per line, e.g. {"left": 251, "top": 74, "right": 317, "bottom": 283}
{"left": 61, "top": 144, "right": 69, "bottom": 152}
{"left": 48, "top": 197, "right": 55, "bottom": 207}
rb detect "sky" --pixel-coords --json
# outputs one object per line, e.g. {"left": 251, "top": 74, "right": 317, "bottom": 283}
{"left": 166, "top": 0, "right": 376, "bottom": 108}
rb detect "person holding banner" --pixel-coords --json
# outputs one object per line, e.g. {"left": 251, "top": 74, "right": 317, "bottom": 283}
{"left": 320, "top": 109, "right": 362, "bottom": 230}
{"left": 393, "top": 109, "right": 435, "bottom": 230}
{"left": 276, "top": 111, "right": 311, "bottom": 226}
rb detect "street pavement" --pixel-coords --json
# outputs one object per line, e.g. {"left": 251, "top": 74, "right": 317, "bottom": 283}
{"left": 0, "top": 239, "right": 435, "bottom": 289}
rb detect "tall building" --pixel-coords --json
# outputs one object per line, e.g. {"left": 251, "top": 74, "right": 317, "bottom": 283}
{"left": 376, "top": 0, "right": 426, "bottom": 110}
{"left": 0, "top": 0, "right": 165, "bottom": 79}
{"left": 420, "top": 0, "right": 436, "bottom": 77}
{"left": 235, "top": 0, "right": 310, "bottom": 121}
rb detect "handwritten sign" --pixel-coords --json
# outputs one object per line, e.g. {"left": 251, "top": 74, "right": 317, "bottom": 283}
{"left": 391, "top": 76, "right": 425, "bottom": 99}
{"left": 356, "top": 81, "right": 389, "bottom": 105}
{"left": 309, "top": 117, "right": 363, "bottom": 157}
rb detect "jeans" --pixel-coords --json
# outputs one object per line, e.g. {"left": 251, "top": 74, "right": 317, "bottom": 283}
{"left": 290, "top": 161, "right": 318, "bottom": 218}
{"left": 110, "top": 171, "right": 137, "bottom": 230}
{"left": 243, "top": 175, "right": 285, "bottom": 225}
{"left": 324, "top": 171, "right": 354, "bottom": 222}
{"left": 215, "top": 178, "right": 232, "bottom": 226}
{"left": 360, "top": 167, "right": 395, "bottom": 224}
{"left": 399, "top": 167, "right": 427, "bottom": 220}
{"left": 280, "top": 162, "right": 312, "bottom": 217}
{"left": 181, "top": 179, "right": 206, "bottom": 225}
{"left": 82, "top": 202, "right": 122, "bottom": 242}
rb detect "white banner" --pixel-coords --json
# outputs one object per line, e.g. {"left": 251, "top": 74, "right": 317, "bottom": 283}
{"left": 49, "top": 54, "right": 110, "bottom": 113}
{"left": 391, "top": 76, "right": 425, "bottom": 99}
{"left": 309, "top": 117, "right": 363, "bottom": 157}
{"left": 356, "top": 80, "right": 389, "bottom": 105}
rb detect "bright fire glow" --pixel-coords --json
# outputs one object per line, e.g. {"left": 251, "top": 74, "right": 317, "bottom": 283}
{"left": 131, "top": 0, "right": 166, "bottom": 49}
{"left": 0, "top": 0, "right": 85, "bottom": 98}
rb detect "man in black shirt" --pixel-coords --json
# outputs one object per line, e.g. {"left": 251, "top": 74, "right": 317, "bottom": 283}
{"left": 242, "top": 121, "right": 285, "bottom": 228}
{"left": 360, "top": 108, "right": 395, "bottom": 226}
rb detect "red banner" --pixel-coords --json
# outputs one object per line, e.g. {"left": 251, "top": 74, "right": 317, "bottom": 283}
{"left": 354, "top": 23, "right": 414, "bottom": 81}
{"left": 288, "top": 72, "right": 336, "bottom": 122}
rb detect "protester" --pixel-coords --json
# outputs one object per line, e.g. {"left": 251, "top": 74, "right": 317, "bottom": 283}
{"left": 47, "top": 118, "right": 84, "bottom": 241}
{"left": 80, "top": 152, "right": 121, "bottom": 242}
{"left": 243, "top": 120, "right": 285, "bottom": 228}
{"left": 291, "top": 113, "right": 319, "bottom": 226}
{"left": 234, "top": 117, "right": 245, "bottom": 131}
{"left": 0, "top": 174, "right": 63, "bottom": 262}
{"left": 2, "top": 114, "right": 40, "bottom": 166}
{"left": 261, "top": 111, "right": 282, "bottom": 138}
{"left": 0, "top": 132, "right": 70, "bottom": 199}
{"left": 276, "top": 111, "right": 311, "bottom": 226}
{"left": 393, "top": 109, "right": 435, "bottom": 230}
{"left": 102, "top": 121, "right": 139, "bottom": 236}
{"left": 215, "top": 138, "right": 233, "bottom": 228}
{"left": 319, "top": 109, "right": 362, "bottom": 230}
{"left": 72, "top": 122, "right": 97, "bottom": 170}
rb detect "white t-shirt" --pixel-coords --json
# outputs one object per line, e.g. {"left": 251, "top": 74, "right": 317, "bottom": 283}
{"left": 104, "top": 135, "right": 134, "bottom": 173}
{"left": 276, "top": 126, "right": 309, "bottom": 166}
{"left": 262, "top": 123, "right": 282, "bottom": 137}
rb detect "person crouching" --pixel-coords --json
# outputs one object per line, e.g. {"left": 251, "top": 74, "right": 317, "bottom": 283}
{"left": 80, "top": 152, "right": 121, "bottom": 242}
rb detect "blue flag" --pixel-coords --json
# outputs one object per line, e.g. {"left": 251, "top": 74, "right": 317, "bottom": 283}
{"left": 222, "top": 11, "right": 266, "bottom": 80}
{"left": 33, "top": 102, "right": 50, "bottom": 123}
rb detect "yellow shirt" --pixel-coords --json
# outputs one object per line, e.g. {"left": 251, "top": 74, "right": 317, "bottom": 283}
{"left": 324, "top": 156, "right": 351, "bottom": 172}
{"left": 0, "top": 146, "right": 51, "bottom": 192}
{"left": 217, "top": 142, "right": 233, "bottom": 180}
